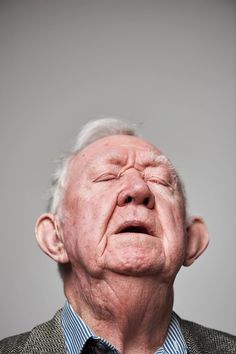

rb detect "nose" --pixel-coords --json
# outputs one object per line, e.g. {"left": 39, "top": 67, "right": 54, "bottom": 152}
{"left": 117, "top": 170, "right": 155, "bottom": 209}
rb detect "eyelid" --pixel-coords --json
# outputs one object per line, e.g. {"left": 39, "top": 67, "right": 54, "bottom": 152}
{"left": 92, "top": 173, "right": 119, "bottom": 182}
{"left": 146, "top": 175, "right": 169, "bottom": 185}
{"left": 145, "top": 174, "right": 175, "bottom": 191}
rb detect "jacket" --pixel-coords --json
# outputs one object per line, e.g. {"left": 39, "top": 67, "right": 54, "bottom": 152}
{"left": 1, "top": 310, "right": 235, "bottom": 353}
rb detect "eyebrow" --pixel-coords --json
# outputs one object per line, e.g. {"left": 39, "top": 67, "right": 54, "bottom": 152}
{"left": 138, "top": 151, "right": 179, "bottom": 180}
{"left": 94, "top": 150, "right": 175, "bottom": 171}
{"left": 138, "top": 151, "right": 175, "bottom": 169}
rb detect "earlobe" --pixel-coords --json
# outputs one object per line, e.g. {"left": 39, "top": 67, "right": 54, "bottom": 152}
{"left": 35, "top": 213, "right": 69, "bottom": 264}
{"left": 183, "top": 217, "right": 209, "bottom": 267}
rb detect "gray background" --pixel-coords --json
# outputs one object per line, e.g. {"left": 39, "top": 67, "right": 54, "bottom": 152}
{"left": 1, "top": 0, "right": 235, "bottom": 339}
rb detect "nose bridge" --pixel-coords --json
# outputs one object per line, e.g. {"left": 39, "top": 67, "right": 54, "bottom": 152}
{"left": 124, "top": 167, "right": 143, "bottom": 183}
{"left": 117, "top": 168, "right": 155, "bottom": 209}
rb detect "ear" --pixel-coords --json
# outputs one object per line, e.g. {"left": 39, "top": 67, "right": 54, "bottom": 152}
{"left": 183, "top": 217, "right": 209, "bottom": 267}
{"left": 35, "top": 213, "right": 69, "bottom": 264}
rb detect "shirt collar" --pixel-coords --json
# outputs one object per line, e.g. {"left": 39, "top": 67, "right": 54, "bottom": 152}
{"left": 61, "top": 301, "right": 188, "bottom": 354}
{"left": 61, "top": 301, "right": 93, "bottom": 353}
{"left": 61, "top": 301, "right": 119, "bottom": 354}
{"left": 155, "top": 313, "right": 188, "bottom": 354}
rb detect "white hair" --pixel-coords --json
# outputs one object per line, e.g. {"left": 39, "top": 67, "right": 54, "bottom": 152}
{"left": 48, "top": 118, "right": 137, "bottom": 215}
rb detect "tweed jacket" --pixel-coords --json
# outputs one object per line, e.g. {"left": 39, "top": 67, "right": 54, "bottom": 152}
{"left": 1, "top": 310, "right": 235, "bottom": 354}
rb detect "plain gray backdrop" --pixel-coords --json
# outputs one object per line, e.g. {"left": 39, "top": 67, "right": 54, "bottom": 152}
{"left": 1, "top": 0, "right": 235, "bottom": 339}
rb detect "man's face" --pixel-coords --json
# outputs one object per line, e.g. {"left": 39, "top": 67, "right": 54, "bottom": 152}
{"left": 61, "top": 135, "right": 187, "bottom": 282}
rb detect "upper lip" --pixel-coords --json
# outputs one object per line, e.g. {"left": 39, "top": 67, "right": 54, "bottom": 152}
{"left": 115, "top": 220, "right": 154, "bottom": 236}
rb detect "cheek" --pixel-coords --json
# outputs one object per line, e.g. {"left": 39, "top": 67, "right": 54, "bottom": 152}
{"left": 61, "top": 188, "right": 119, "bottom": 269}
{"left": 76, "top": 188, "right": 118, "bottom": 233}
{"left": 155, "top": 194, "right": 186, "bottom": 263}
{"left": 62, "top": 216, "right": 103, "bottom": 275}
{"left": 152, "top": 188, "right": 185, "bottom": 231}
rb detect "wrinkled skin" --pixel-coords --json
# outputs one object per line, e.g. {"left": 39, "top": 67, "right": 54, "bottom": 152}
{"left": 36, "top": 134, "right": 208, "bottom": 353}
{"left": 61, "top": 135, "right": 186, "bottom": 282}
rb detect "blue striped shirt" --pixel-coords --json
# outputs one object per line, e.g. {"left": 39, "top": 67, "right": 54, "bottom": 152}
{"left": 61, "top": 301, "right": 188, "bottom": 354}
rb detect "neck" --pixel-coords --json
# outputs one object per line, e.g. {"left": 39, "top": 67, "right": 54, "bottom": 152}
{"left": 65, "top": 271, "right": 174, "bottom": 354}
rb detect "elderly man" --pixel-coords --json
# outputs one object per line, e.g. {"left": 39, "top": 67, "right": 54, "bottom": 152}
{"left": 1, "top": 118, "right": 235, "bottom": 354}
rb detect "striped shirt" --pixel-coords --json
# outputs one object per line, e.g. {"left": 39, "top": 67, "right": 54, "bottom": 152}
{"left": 61, "top": 301, "right": 188, "bottom": 354}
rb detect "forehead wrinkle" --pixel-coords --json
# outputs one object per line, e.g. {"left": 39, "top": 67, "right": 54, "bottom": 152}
{"left": 89, "top": 150, "right": 127, "bottom": 167}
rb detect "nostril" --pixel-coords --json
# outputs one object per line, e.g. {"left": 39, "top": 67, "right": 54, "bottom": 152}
{"left": 125, "top": 196, "right": 133, "bottom": 204}
{"left": 143, "top": 197, "right": 149, "bottom": 206}
{"left": 118, "top": 186, "right": 155, "bottom": 209}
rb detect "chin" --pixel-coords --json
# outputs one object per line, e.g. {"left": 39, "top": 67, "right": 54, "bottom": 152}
{"left": 105, "top": 259, "right": 165, "bottom": 277}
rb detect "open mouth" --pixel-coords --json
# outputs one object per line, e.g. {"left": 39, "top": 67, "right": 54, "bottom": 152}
{"left": 120, "top": 226, "right": 149, "bottom": 234}
{"left": 116, "top": 222, "right": 153, "bottom": 236}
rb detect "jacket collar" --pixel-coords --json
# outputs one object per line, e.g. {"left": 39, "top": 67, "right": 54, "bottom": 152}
{"left": 20, "top": 309, "right": 202, "bottom": 354}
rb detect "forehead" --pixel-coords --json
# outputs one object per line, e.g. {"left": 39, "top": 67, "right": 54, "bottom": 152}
{"left": 76, "top": 135, "right": 163, "bottom": 165}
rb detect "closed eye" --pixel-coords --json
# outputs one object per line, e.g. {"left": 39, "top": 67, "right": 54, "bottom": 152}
{"left": 92, "top": 173, "right": 119, "bottom": 182}
{"left": 146, "top": 175, "right": 174, "bottom": 189}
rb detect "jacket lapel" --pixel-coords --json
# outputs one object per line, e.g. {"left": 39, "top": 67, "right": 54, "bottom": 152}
{"left": 177, "top": 316, "right": 202, "bottom": 354}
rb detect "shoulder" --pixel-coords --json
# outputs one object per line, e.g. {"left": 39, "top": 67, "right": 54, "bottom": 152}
{"left": 177, "top": 314, "right": 236, "bottom": 354}
{"left": 0, "top": 332, "right": 30, "bottom": 354}
{"left": 0, "top": 309, "right": 66, "bottom": 354}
